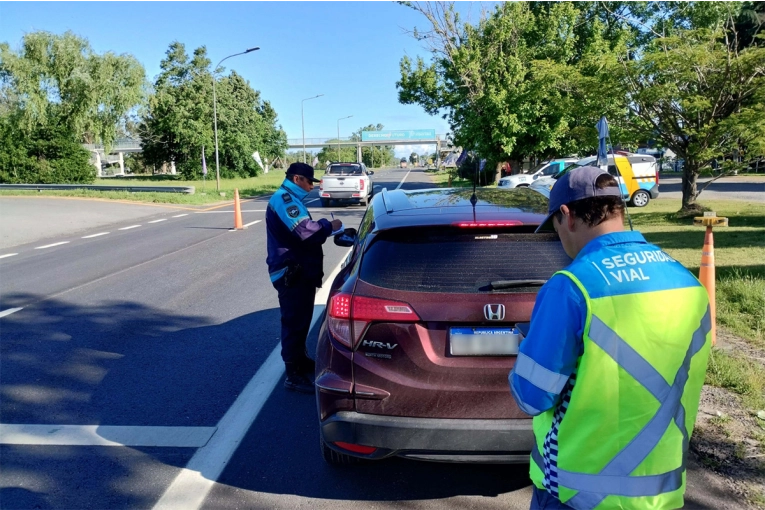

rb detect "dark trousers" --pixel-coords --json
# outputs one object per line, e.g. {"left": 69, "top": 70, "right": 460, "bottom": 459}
{"left": 530, "top": 486, "right": 575, "bottom": 509}
{"left": 274, "top": 279, "right": 317, "bottom": 364}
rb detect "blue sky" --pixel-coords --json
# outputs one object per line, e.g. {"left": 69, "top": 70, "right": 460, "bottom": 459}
{"left": 1, "top": 2, "right": 487, "bottom": 157}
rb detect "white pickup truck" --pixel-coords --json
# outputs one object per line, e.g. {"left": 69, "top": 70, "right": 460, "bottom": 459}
{"left": 319, "top": 163, "right": 374, "bottom": 207}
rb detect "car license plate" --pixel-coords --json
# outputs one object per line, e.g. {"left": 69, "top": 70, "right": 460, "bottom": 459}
{"left": 449, "top": 327, "right": 519, "bottom": 356}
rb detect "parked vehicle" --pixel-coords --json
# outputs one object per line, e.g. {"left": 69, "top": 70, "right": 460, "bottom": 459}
{"left": 530, "top": 154, "right": 659, "bottom": 207}
{"left": 316, "top": 186, "right": 571, "bottom": 465}
{"left": 497, "top": 158, "right": 577, "bottom": 189}
{"left": 319, "top": 163, "right": 374, "bottom": 207}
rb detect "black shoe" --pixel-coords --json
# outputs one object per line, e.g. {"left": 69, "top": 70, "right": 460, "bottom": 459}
{"left": 284, "top": 372, "right": 314, "bottom": 394}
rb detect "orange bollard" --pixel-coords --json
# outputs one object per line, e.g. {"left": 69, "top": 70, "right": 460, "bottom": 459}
{"left": 234, "top": 188, "right": 244, "bottom": 230}
{"left": 698, "top": 226, "right": 716, "bottom": 346}
{"left": 695, "top": 212, "right": 728, "bottom": 347}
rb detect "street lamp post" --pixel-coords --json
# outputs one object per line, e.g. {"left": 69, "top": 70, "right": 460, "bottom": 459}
{"left": 212, "top": 47, "right": 259, "bottom": 192}
{"left": 336, "top": 115, "right": 353, "bottom": 162}
{"left": 301, "top": 94, "right": 324, "bottom": 164}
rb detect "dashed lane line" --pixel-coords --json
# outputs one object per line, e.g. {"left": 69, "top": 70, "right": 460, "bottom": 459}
{"left": 153, "top": 253, "right": 349, "bottom": 510}
{"left": 0, "top": 307, "right": 23, "bottom": 318}
{"left": 396, "top": 169, "right": 411, "bottom": 189}
{"left": 0, "top": 424, "right": 217, "bottom": 447}
{"left": 118, "top": 225, "right": 142, "bottom": 230}
{"left": 148, "top": 219, "right": 168, "bottom": 223}
{"left": 242, "top": 219, "right": 262, "bottom": 228}
{"left": 0, "top": 253, "right": 18, "bottom": 259}
{"left": 172, "top": 214, "right": 188, "bottom": 218}
{"left": 194, "top": 210, "right": 266, "bottom": 213}
{"left": 82, "top": 232, "right": 110, "bottom": 239}
{"left": 34, "top": 241, "right": 70, "bottom": 250}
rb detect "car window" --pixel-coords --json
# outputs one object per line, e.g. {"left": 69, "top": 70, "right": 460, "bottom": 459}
{"left": 607, "top": 164, "right": 619, "bottom": 176}
{"left": 328, "top": 165, "right": 362, "bottom": 176}
{"left": 540, "top": 163, "right": 558, "bottom": 176}
{"left": 360, "top": 229, "right": 570, "bottom": 293}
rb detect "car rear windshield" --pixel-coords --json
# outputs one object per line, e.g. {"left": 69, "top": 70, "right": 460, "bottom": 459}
{"left": 328, "top": 165, "right": 363, "bottom": 176}
{"left": 360, "top": 228, "right": 571, "bottom": 293}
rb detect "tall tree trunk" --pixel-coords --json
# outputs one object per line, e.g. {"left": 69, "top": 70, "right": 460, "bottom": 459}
{"left": 681, "top": 160, "right": 699, "bottom": 210}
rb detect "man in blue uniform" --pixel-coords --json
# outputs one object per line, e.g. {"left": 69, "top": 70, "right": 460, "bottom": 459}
{"left": 266, "top": 163, "right": 342, "bottom": 393}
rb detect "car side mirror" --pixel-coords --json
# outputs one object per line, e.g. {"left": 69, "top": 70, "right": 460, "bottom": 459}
{"left": 367, "top": 171, "right": 374, "bottom": 176}
{"left": 334, "top": 227, "right": 357, "bottom": 247}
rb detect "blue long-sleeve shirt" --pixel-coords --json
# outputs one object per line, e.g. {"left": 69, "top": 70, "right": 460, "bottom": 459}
{"left": 509, "top": 273, "right": 585, "bottom": 415}
{"left": 266, "top": 179, "right": 333, "bottom": 287}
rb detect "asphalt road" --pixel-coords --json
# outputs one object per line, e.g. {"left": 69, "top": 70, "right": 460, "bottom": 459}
{"left": 0, "top": 167, "right": 742, "bottom": 509}
{"left": 656, "top": 174, "right": 764, "bottom": 202}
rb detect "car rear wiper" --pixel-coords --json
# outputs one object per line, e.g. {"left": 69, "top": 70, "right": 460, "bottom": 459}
{"left": 489, "top": 279, "right": 547, "bottom": 290}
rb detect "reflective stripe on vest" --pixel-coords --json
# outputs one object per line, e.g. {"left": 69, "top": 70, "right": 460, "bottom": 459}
{"left": 532, "top": 306, "right": 711, "bottom": 506}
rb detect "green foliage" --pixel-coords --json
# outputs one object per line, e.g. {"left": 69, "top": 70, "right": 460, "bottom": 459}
{"left": 0, "top": 30, "right": 145, "bottom": 148}
{"left": 140, "top": 42, "right": 287, "bottom": 180}
{"left": 705, "top": 349, "right": 765, "bottom": 411}
{"left": 397, "top": 2, "right": 630, "bottom": 179}
{"left": 0, "top": 113, "right": 94, "bottom": 183}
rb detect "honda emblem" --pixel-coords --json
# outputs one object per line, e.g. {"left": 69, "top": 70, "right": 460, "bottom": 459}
{"left": 484, "top": 304, "right": 505, "bottom": 321}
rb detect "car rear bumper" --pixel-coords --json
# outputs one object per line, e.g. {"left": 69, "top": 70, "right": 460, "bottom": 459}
{"left": 649, "top": 184, "right": 659, "bottom": 198}
{"left": 321, "top": 411, "right": 534, "bottom": 463}
{"left": 321, "top": 191, "right": 361, "bottom": 200}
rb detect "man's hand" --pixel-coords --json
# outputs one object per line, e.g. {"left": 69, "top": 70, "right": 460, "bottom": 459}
{"left": 330, "top": 219, "right": 342, "bottom": 231}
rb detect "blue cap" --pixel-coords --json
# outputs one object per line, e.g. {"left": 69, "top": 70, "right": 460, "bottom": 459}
{"left": 538, "top": 166, "right": 621, "bottom": 231}
{"left": 286, "top": 162, "right": 320, "bottom": 183}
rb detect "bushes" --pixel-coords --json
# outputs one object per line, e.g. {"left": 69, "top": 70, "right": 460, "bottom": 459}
{"left": 0, "top": 117, "right": 95, "bottom": 184}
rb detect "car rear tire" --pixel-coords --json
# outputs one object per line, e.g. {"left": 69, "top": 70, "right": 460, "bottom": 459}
{"left": 359, "top": 197, "right": 367, "bottom": 207}
{"left": 630, "top": 190, "right": 650, "bottom": 207}
{"left": 321, "top": 436, "right": 362, "bottom": 466}
{"left": 321, "top": 198, "right": 330, "bottom": 207}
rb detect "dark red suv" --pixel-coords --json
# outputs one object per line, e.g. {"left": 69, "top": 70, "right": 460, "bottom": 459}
{"left": 316, "top": 187, "right": 570, "bottom": 464}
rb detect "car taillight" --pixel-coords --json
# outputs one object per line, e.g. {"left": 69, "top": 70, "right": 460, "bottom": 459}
{"left": 319, "top": 179, "right": 324, "bottom": 190}
{"left": 327, "top": 293, "right": 420, "bottom": 348}
{"left": 359, "top": 179, "right": 364, "bottom": 191}
{"left": 453, "top": 220, "right": 523, "bottom": 228}
{"left": 334, "top": 442, "right": 377, "bottom": 455}
{"left": 655, "top": 168, "right": 659, "bottom": 184}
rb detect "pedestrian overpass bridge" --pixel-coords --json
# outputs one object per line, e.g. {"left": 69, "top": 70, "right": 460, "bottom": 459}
{"left": 83, "top": 132, "right": 454, "bottom": 175}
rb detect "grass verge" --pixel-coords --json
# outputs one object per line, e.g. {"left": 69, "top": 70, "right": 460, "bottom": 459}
{"left": 0, "top": 170, "right": 321, "bottom": 205}
{"left": 705, "top": 349, "right": 765, "bottom": 411}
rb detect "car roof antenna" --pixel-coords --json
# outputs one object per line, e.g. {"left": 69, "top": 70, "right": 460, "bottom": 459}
{"left": 607, "top": 134, "right": 634, "bottom": 231}
{"left": 470, "top": 151, "right": 478, "bottom": 208}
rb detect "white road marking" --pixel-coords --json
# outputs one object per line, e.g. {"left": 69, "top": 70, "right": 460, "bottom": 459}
{"left": 0, "top": 424, "right": 216, "bottom": 447}
{"left": 243, "top": 219, "right": 262, "bottom": 228}
{"left": 153, "top": 253, "right": 349, "bottom": 510}
{"left": 0, "top": 307, "right": 23, "bottom": 318}
{"left": 82, "top": 232, "right": 110, "bottom": 239}
{"left": 194, "top": 210, "right": 266, "bottom": 213}
{"left": 305, "top": 198, "right": 319, "bottom": 204}
{"left": 172, "top": 214, "right": 188, "bottom": 218}
{"left": 396, "top": 170, "right": 411, "bottom": 189}
{"left": 148, "top": 219, "right": 167, "bottom": 223}
{"left": 118, "top": 225, "right": 141, "bottom": 230}
{"left": 0, "top": 253, "right": 18, "bottom": 259}
{"left": 34, "top": 241, "right": 69, "bottom": 250}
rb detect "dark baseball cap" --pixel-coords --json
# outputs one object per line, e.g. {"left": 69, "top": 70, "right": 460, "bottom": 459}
{"left": 538, "top": 166, "right": 622, "bottom": 231}
{"left": 286, "top": 162, "right": 320, "bottom": 183}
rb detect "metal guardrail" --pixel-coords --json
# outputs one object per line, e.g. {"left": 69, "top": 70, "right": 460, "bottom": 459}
{"left": 0, "top": 184, "right": 195, "bottom": 194}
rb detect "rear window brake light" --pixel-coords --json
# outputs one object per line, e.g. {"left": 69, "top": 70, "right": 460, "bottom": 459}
{"left": 454, "top": 221, "right": 523, "bottom": 228}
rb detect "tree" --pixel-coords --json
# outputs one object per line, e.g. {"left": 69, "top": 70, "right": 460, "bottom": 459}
{"left": 409, "top": 152, "right": 419, "bottom": 164}
{"left": 616, "top": 3, "right": 765, "bottom": 210}
{"left": 0, "top": 31, "right": 145, "bottom": 148}
{"left": 397, "top": 2, "right": 631, "bottom": 182}
{"left": 140, "top": 42, "right": 287, "bottom": 179}
{"left": 0, "top": 30, "right": 145, "bottom": 183}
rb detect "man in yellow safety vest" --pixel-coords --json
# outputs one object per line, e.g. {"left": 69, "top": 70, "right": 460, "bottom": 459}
{"left": 510, "top": 166, "right": 711, "bottom": 509}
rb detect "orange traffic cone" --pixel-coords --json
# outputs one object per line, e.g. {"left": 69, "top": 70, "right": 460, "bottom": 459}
{"left": 234, "top": 188, "right": 244, "bottom": 230}
{"left": 698, "top": 226, "right": 716, "bottom": 346}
